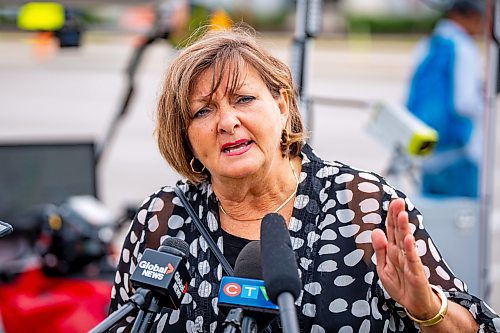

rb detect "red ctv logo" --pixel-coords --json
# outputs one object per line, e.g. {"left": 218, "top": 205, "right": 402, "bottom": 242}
{"left": 223, "top": 282, "right": 242, "bottom": 297}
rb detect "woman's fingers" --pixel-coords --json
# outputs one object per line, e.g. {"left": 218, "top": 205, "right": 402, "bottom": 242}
{"left": 387, "top": 199, "right": 405, "bottom": 246}
{"left": 394, "top": 200, "right": 408, "bottom": 250}
{"left": 386, "top": 199, "right": 397, "bottom": 245}
{"left": 371, "top": 229, "right": 388, "bottom": 261}
{"left": 374, "top": 198, "right": 431, "bottom": 307}
{"left": 386, "top": 199, "right": 408, "bottom": 267}
{"left": 403, "top": 233, "right": 424, "bottom": 276}
{"left": 371, "top": 229, "right": 389, "bottom": 280}
{"left": 385, "top": 199, "right": 418, "bottom": 278}
{"left": 394, "top": 205, "right": 427, "bottom": 288}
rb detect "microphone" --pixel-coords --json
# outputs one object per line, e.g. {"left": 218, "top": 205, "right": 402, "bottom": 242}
{"left": 260, "top": 213, "right": 301, "bottom": 333}
{"left": 0, "top": 220, "right": 13, "bottom": 238}
{"left": 89, "top": 237, "right": 191, "bottom": 333}
{"left": 233, "top": 241, "right": 262, "bottom": 279}
{"left": 218, "top": 241, "right": 279, "bottom": 333}
{"left": 130, "top": 237, "right": 191, "bottom": 309}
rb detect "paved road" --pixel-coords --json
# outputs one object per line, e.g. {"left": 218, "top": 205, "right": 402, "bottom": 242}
{"left": 1, "top": 31, "right": 499, "bottom": 311}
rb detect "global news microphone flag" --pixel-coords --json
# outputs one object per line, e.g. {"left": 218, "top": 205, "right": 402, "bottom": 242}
{"left": 89, "top": 238, "right": 192, "bottom": 333}
{"left": 130, "top": 238, "right": 191, "bottom": 310}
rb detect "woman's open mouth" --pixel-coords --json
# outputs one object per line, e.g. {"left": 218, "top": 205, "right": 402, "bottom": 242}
{"left": 221, "top": 140, "right": 253, "bottom": 155}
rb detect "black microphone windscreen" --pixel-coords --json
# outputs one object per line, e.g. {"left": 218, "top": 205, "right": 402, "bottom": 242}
{"left": 158, "top": 237, "right": 189, "bottom": 260}
{"left": 234, "top": 240, "right": 262, "bottom": 279}
{"left": 260, "top": 213, "right": 301, "bottom": 303}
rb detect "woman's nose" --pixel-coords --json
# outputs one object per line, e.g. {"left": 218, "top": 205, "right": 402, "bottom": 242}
{"left": 217, "top": 106, "right": 240, "bottom": 134}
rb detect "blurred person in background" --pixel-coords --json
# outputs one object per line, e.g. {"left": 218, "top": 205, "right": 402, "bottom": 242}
{"left": 406, "top": 0, "right": 484, "bottom": 198}
{"left": 108, "top": 25, "right": 499, "bottom": 332}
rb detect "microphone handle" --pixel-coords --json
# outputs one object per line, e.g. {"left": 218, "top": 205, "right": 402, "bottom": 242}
{"left": 89, "top": 288, "right": 152, "bottom": 333}
{"left": 223, "top": 308, "right": 243, "bottom": 333}
{"left": 276, "top": 292, "right": 300, "bottom": 333}
{"left": 131, "top": 308, "right": 146, "bottom": 333}
{"left": 137, "top": 310, "right": 156, "bottom": 333}
{"left": 88, "top": 302, "right": 138, "bottom": 333}
{"left": 241, "top": 316, "right": 258, "bottom": 333}
{"left": 132, "top": 295, "right": 161, "bottom": 333}
{"left": 222, "top": 308, "right": 258, "bottom": 333}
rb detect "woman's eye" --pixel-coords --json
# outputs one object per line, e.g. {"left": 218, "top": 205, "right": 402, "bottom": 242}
{"left": 237, "top": 96, "right": 255, "bottom": 104}
{"left": 193, "top": 107, "right": 210, "bottom": 118}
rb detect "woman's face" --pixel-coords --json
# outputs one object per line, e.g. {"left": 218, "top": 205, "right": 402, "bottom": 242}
{"left": 187, "top": 64, "right": 289, "bottom": 181}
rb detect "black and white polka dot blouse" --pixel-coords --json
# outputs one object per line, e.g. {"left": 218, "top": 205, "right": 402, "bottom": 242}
{"left": 109, "top": 144, "right": 500, "bottom": 332}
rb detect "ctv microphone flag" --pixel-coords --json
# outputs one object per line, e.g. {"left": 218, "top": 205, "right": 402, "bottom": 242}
{"left": 130, "top": 246, "right": 190, "bottom": 310}
{"left": 218, "top": 276, "right": 279, "bottom": 314}
{"left": 218, "top": 241, "right": 279, "bottom": 332}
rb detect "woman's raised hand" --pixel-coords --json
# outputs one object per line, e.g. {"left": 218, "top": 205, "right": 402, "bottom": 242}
{"left": 371, "top": 198, "right": 441, "bottom": 320}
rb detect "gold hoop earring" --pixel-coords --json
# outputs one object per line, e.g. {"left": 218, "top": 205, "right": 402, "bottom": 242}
{"left": 190, "top": 157, "right": 206, "bottom": 174}
{"left": 280, "top": 128, "right": 291, "bottom": 157}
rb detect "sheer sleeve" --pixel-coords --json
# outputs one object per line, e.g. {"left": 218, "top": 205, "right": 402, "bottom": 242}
{"left": 108, "top": 187, "right": 177, "bottom": 332}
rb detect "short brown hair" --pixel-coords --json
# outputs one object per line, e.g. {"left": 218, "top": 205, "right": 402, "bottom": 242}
{"left": 155, "top": 24, "right": 305, "bottom": 184}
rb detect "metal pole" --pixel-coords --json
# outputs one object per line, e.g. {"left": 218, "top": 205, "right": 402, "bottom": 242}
{"left": 291, "top": 0, "right": 322, "bottom": 137}
{"left": 478, "top": 0, "right": 499, "bottom": 300}
{"left": 291, "top": 0, "right": 308, "bottom": 124}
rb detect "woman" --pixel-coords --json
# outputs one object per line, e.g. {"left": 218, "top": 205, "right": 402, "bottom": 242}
{"left": 109, "top": 26, "right": 499, "bottom": 332}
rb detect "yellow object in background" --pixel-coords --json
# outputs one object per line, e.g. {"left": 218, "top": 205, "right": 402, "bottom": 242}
{"left": 210, "top": 9, "right": 232, "bottom": 30}
{"left": 17, "top": 2, "right": 65, "bottom": 31}
{"left": 170, "top": 5, "right": 233, "bottom": 48}
{"left": 367, "top": 102, "right": 438, "bottom": 157}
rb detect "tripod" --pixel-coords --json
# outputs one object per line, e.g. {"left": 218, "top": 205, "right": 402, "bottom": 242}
{"left": 94, "top": 2, "right": 176, "bottom": 166}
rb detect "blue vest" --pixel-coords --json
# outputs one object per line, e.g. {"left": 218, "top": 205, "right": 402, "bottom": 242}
{"left": 407, "top": 35, "right": 478, "bottom": 197}
{"left": 407, "top": 35, "right": 473, "bottom": 152}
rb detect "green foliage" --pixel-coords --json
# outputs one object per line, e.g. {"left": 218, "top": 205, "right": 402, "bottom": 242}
{"left": 78, "top": 9, "right": 109, "bottom": 25}
{"left": 346, "top": 14, "right": 441, "bottom": 34}
{"left": 231, "top": 10, "right": 289, "bottom": 31}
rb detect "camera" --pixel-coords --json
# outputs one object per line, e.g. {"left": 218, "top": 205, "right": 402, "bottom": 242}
{"left": 367, "top": 101, "right": 438, "bottom": 156}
